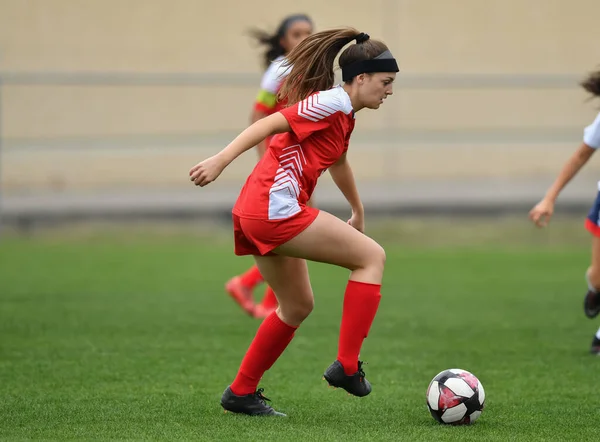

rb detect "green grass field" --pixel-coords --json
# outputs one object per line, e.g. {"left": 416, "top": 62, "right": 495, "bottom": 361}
{"left": 1, "top": 218, "right": 599, "bottom": 441}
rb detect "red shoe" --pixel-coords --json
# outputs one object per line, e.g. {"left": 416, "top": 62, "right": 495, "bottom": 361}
{"left": 225, "top": 276, "right": 255, "bottom": 316}
{"left": 253, "top": 304, "right": 277, "bottom": 319}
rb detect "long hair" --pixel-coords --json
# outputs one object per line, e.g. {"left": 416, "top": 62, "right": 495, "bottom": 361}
{"left": 582, "top": 69, "right": 600, "bottom": 98}
{"left": 247, "top": 14, "right": 313, "bottom": 70}
{"left": 278, "top": 27, "right": 390, "bottom": 105}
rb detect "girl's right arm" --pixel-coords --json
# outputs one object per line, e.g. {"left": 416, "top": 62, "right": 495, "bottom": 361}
{"left": 529, "top": 143, "right": 596, "bottom": 227}
{"left": 189, "top": 112, "right": 290, "bottom": 187}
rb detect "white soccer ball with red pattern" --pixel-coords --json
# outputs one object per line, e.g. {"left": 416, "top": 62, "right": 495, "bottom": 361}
{"left": 426, "top": 368, "right": 485, "bottom": 425}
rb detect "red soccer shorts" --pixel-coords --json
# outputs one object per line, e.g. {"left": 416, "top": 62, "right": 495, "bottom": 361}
{"left": 233, "top": 207, "right": 319, "bottom": 256}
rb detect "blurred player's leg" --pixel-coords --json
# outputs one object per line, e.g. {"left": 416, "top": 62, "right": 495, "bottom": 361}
{"left": 253, "top": 287, "right": 277, "bottom": 319}
{"left": 224, "top": 265, "right": 263, "bottom": 316}
{"left": 584, "top": 234, "right": 600, "bottom": 319}
{"left": 583, "top": 222, "right": 600, "bottom": 354}
{"left": 584, "top": 272, "right": 600, "bottom": 319}
{"left": 590, "top": 327, "right": 600, "bottom": 355}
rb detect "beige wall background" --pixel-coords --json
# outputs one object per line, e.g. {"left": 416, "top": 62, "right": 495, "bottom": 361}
{"left": 2, "top": 0, "right": 600, "bottom": 192}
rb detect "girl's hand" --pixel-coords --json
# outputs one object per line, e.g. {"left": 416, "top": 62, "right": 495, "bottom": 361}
{"left": 529, "top": 198, "right": 555, "bottom": 227}
{"left": 189, "top": 154, "right": 227, "bottom": 187}
{"left": 347, "top": 209, "right": 365, "bottom": 233}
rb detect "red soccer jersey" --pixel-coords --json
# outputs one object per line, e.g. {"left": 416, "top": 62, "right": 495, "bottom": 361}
{"left": 233, "top": 85, "right": 355, "bottom": 221}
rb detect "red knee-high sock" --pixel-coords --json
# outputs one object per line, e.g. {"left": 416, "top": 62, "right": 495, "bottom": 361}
{"left": 230, "top": 312, "right": 297, "bottom": 395}
{"left": 259, "top": 286, "right": 278, "bottom": 310}
{"left": 337, "top": 280, "right": 382, "bottom": 375}
{"left": 240, "top": 265, "right": 263, "bottom": 289}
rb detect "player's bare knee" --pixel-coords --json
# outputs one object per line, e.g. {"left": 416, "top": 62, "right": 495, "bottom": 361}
{"left": 347, "top": 242, "right": 386, "bottom": 283}
{"left": 375, "top": 243, "right": 386, "bottom": 267}
{"left": 365, "top": 243, "right": 386, "bottom": 276}
{"left": 279, "top": 295, "right": 314, "bottom": 324}
{"left": 295, "top": 296, "right": 314, "bottom": 320}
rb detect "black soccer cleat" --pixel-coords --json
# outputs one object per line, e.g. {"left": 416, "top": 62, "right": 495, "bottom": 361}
{"left": 590, "top": 336, "right": 600, "bottom": 355}
{"left": 584, "top": 290, "right": 600, "bottom": 319}
{"left": 323, "top": 360, "right": 372, "bottom": 397}
{"left": 220, "top": 386, "right": 286, "bottom": 416}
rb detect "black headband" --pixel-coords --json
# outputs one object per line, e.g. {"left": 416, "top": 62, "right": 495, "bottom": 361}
{"left": 341, "top": 50, "right": 399, "bottom": 82}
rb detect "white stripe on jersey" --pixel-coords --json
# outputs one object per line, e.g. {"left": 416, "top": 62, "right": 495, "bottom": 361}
{"left": 298, "top": 96, "right": 335, "bottom": 121}
{"left": 282, "top": 144, "right": 307, "bottom": 164}
{"left": 296, "top": 86, "right": 351, "bottom": 122}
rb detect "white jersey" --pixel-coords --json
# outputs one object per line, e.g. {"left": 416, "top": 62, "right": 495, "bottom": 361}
{"left": 255, "top": 56, "right": 293, "bottom": 114}
{"left": 260, "top": 56, "right": 291, "bottom": 94}
{"left": 584, "top": 112, "right": 600, "bottom": 149}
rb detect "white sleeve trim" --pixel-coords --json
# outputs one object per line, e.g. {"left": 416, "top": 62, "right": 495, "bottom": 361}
{"left": 296, "top": 87, "right": 352, "bottom": 122}
{"left": 584, "top": 112, "right": 600, "bottom": 149}
{"left": 260, "top": 57, "right": 291, "bottom": 94}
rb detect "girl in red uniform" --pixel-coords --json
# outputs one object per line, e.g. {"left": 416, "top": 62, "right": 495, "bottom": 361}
{"left": 530, "top": 69, "right": 600, "bottom": 353}
{"left": 190, "top": 27, "right": 399, "bottom": 416}
{"left": 225, "top": 14, "right": 314, "bottom": 319}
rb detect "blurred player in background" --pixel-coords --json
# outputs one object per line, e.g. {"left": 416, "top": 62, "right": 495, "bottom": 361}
{"left": 225, "top": 14, "right": 314, "bottom": 320}
{"left": 529, "top": 69, "right": 600, "bottom": 354}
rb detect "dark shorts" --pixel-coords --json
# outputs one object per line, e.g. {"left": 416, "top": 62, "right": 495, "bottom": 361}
{"left": 585, "top": 189, "right": 600, "bottom": 237}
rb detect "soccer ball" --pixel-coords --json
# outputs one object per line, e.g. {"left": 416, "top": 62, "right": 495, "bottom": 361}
{"left": 426, "top": 368, "right": 485, "bottom": 425}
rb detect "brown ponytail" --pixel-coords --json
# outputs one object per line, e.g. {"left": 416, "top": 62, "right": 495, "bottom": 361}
{"left": 277, "top": 27, "right": 360, "bottom": 105}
